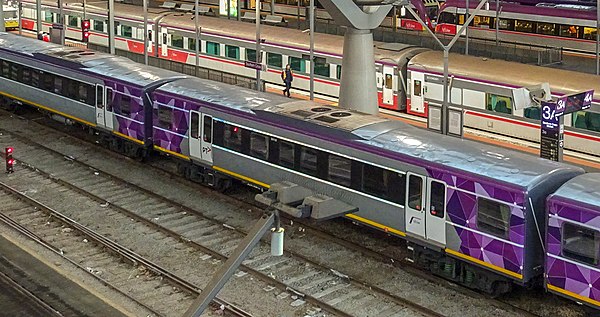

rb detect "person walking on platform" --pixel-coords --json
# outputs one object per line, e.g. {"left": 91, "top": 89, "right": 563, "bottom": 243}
{"left": 281, "top": 64, "right": 293, "bottom": 98}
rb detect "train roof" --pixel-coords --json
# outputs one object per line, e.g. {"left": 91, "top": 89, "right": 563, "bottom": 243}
{"left": 442, "top": 0, "right": 597, "bottom": 19}
{"left": 0, "top": 32, "right": 182, "bottom": 86}
{"left": 551, "top": 173, "right": 600, "bottom": 209}
{"left": 408, "top": 51, "right": 600, "bottom": 101}
{"left": 166, "top": 76, "right": 582, "bottom": 190}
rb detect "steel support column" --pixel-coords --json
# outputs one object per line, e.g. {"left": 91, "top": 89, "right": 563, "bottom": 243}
{"left": 108, "top": 0, "right": 115, "bottom": 55}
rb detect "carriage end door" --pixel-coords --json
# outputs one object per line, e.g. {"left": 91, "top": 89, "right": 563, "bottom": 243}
{"left": 405, "top": 173, "right": 426, "bottom": 238}
{"left": 409, "top": 71, "right": 425, "bottom": 115}
{"left": 189, "top": 111, "right": 201, "bottom": 159}
{"left": 95, "top": 85, "right": 105, "bottom": 127}
{"left": 382, "top": 66, "right": 394, "bottom": 106}
{"left": 160, "top": 27, "right": 168, "bottom": 57}
{"left": 425, "top": 179, "right": 447, "bottom": 246}
{"left": 104, "top": 87, "right": 114, "bottom": 130}
{"left": 201, "top": 114, "right": 213, "bottom": 164}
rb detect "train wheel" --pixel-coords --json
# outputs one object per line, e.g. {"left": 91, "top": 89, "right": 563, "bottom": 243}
{"left": 490, "top": 281, "right": 512, "bottom": 298}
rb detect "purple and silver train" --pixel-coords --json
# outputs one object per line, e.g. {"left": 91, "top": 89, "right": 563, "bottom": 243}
{"left": 1, "top": 32, "right": 599, "bottom": 309}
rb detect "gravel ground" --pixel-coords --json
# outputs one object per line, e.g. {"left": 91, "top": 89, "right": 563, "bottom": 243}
{"left": 0, "top": 111, "right": 587, "bottom": 317}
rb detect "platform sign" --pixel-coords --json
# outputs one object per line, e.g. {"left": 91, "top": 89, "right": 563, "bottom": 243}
{"left": 555, "top": 90, "right": 593, "bottom": 117}
{"left": 244, "top": 60, "right": 263, "bottom": 71}
{"left": 540, "top": 101, "right": 563, "bottom": 162}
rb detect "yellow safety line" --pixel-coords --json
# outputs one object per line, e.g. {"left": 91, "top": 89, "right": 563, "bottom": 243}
{"left": 212, "top": 166, "right": 270, "bottom": 188}
{"left": 113, "top": 131, "right": 144, "bottom": 145}
{"left": 345, "top": 214, "right": 407, "bottom": 237}
{"left": 445, "top": 248, "right": 523, "bottom": 280}
{"left": 547, "top": 284, "right": 600, "bottom": 307}
{"left": 0, "top": 91, "right": 96, "bottom": 127}
{"left": 153, "top": 145, "right": 190, "bottom": 160}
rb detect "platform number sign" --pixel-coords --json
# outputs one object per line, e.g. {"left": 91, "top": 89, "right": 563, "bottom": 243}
{"left": 539, "top": 89, "right": 594, "bottom": 162}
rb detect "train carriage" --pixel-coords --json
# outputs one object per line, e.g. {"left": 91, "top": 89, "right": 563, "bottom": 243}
{"left": 546, "top": 173, "right": 600, "bottom": 310}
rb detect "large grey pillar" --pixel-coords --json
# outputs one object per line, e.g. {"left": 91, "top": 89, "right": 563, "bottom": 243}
{"left": 36, "top": 0, "right": 42, "bottom": 33}
{"left": 108, "top": 0, "right": 115, "bottom": 54}
{"left": 318, "top": 0, "right": 391, "bottom": 114}
{"left": 0, "top": 2, "right": 4, "bottom": 33}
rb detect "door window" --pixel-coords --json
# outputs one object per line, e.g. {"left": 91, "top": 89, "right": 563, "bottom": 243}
{"left": 191, "top": 112, "right": 199, "bottom": 138}
{"left": 413, "top": 80, "right": 422, "bottom": 96}
{"left": 385, "top": 74, "right": 393, "bottom": 89}
{"left": 429, "top": 181, "right": 445, "bottom": 218}
{"left": 203, "top": 116, "right": 213, "bottom": 142}
{"left": 96, "top": 86, "right": 104, "bottom": 109}
{"left": 408, "top": 175, "right": 423, "bottom": 210}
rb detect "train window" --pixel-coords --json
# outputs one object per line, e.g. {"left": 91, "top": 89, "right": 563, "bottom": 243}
{"left": 223, "top": 124, "right": 242, "bottom": 152}
{"left": 43, "top": 11, "right": 53, "bottom": 22}
{"left": 77, "top": 83, "right": 88, "bottom": 104}
{"left": 562, "top": 222, "right": 599, "bottom": 266}
{"left": 121, "top": 25, "right": 133, "bottom": 38}
{"left": 267, "top": 53, "right": 283, "bottom": 68}
{"left": 327, "top": 155, "right": 351, "bottom": 187}
{"left": 188, "top": 38, "right": 197, "bottom": 51}
{"left": 429, "top": 180, "right": 445, "bottom": 218}
{"left": 413, "top": 80, "right": 422, "bottom": 97}
{"left": 21, "top": 67, "right": 31, "bottom": 85}
{"left": 246, "top": 49, "right": 257, "bottom": 62}
{"left": 249, "top": 132, "right": 269, "bottom": 160}
{"left": 314, "top": 60, "right": 329, "bottom": 77}
{"left": 336, "top": 65, "right": 342, "bottom": 80}
{"left": 53, "top": 77, "right": 63, "bottom": 95}
{"left": 9, "top": 63, "right": 20, "bottom": 82}
{"left": 498, "top": 19, "right": 513, "bottom": 31}
{"left": 0, "top": 61, "right": 8, "bottom": 78}
{"left": 203, "top": 116, "right": 212, "bottom": 142}
{"left": 96, "top": 86, "right": 103, "bottom": 109}
{"left": 299, "top": 146, "right": 318, "bottom": 176}
{"left": 477, "top": 197, "right": 510, "bottom": 238}
{"left": 106, "top": 89, "right": 113, "bottom": 111}
{"left": 191, "top": 112, "right": 199, "bottom": 139}
{"left": 472, "top": 16, "right": 491, "bottom": 28}
{"left": 158, "top": 106, "right": 172, "bottom": 129}
{"left": 68, "top": 16, "right": 78, "bottom": 27}
{"left": 385, "top": 74, "right": 392, "bottom": 89}
{"left": 408, "top": 175, "right": 423, "bottom": 210}
{"left": 524, "top": 106, "right": 541, "bottom": 120}
{"left": 289, "top": 57, "right": 305, "bottom": 73}
{"left": 171, "top": 34, "right": 184, "bottom": 49}
{"left": 363, "top": 165, "right": 405, "bottom": 204}
{"left": 42, "top": 73, "right": 53, "bottom": 92}
{"left": 120, "top": 95, "right": 132, "bottom": 116}
{"left": 225, "top": 45, "right": 240, "bottom": 60}
{"left": 437, "top": 12, "right": 455, "bottom": 24}
{"left": 514, "top": 20, "right": 534, "bottom": 33}
{"left": 31, "top": 70, "right": 40, "bottom": 88}
{"left": 278, "top": 141, "right": 295, "bottom": 169}
{"left": 486, "top": 94, "right": 512, "bottom": 114}
{"left": 206, "top": 42, "right": 220, "bottom": 56}
{"left": 93, "top": 20, "right": 105, "bottom": 32}
{"left": 559, "top": 25, "right": 579, "bottom": 38}
{"left": 66, "top": 80, "right": 78, "bottom": 100}
{"left": 583, "top": 27, "right": 598, "bottom": 40}
{"left": 536, "top": 22, "right": 557, "bottom": 36}
{"left": 572, "top": 111, "right": 600, "bottom": 132}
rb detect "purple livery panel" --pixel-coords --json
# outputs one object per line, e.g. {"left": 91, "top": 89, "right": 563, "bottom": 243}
{"left": 430, "top": 169, "right": 526, "bottom": 280}
{"left": 106, "top": 81, "right": 145, "bottom": 142}
{"left": 152, "top": 93, "right": 200, "bottom": 155}
{"left": 546, "top": 199, "right": 600, "bottom": 307}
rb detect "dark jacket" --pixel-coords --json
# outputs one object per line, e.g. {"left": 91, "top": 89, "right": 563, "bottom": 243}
{"left": 282, "top": 69, "right": 293, "bottom": 83}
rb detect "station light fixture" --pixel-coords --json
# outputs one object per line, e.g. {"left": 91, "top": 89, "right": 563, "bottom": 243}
{"left": 5, "top": 147, "right": 14, "bottom": 173}
{"left": 82, "top": 20, "right": 91, "bottom": 43}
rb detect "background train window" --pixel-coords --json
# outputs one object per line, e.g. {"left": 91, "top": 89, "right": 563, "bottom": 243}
{"left": 486, "top": 93, "right": 512, "bottom": 114}
{"left": 42, "top": 73, "right": 53, "bottom": 92}
{"left": 66, "top": 80, "right": 78, "bottom": 100}
{"left": 206, "top": 42, "right": 220, "bottom": 56}
{"left": 363, "top": 165, "right": 405, "bottom": 204}
{"left": 9, "top": 63, "right": 20, "bottom": 82}
{"left": 223, "top": 124, "right": 242, "bottom": 152}
{"left": 203, "top": 116, "right": 212, "bottom": 142}
{"left": 31, "top": 70, "right": 40, "bottom": 88}
{"left": 514, "top": 20, "right": 534, "bottom": 33}
{"left": 477, "top": 197, "right": 511, "bottom": 238}
{"left": 413, "top": 80, "right": 422, "bottom": 96}
{"left": 498, "top": 19, "right": 512, "bottom": 30}
{"left": 278, "top": 141, "right": 294, "bottom": 168}
{"left": 429, "top": 180, "right": 445, "bottom": 218}
{"left": 536, "top": 22, "right": 557, "bottom": 36}
{"left": 53, "top": 77, "right": 63, "bottom": 94}
{"left": 583, "top": 27, "right": 598, "bottom": 40}
{"left": 385, "top": 74, "right": 392, "bottom": 89}
{"left": 562, "top": 222, "right": 599, "bottom": 266}
{"left": 572, "top": 111, "right": 600, "bottom": 132}
{"left": 188, "top": 38, "right": 197, "bottom": 51}
{"left": 289, "top": 57, "right": 305, "bottom": 73}
{"left": 408, "top": 175, "right": 423, "bottom": 210}
{"left": 249, "top": 132, "right": 269, "bottom": 160}
{"left": 93, "top": 20, "right": 105, "bottom": 32}
{"left": 191, "top": 112, "right": 199, "bottom": 138}
{"left": 472, "top": 16, "right": 491, "bottom": 28}
{"left": 158, "top": 106, "right": 172, "bottom": 129}
{"left": 559, "top": 25, "right": 579, "bottom": 38}
{"left": 314, "top": 60, "right": 330, "bottom": 77}
{"left": 120, "top": 94, "right": 132, "bottom": 116}
{"left": 121, "top": 25, "right": 133, "bottom": 38}
{"left": 43, "top": 11, "right": 53, "bottom": 22}
{"left": 336, "top": 65, "right": 342, "bottom": 80}
{"left": 225, "top": 45, "right": 240, "bottom": 59}
{"left": 524, "top": 106, "right": 541, "bottom": 120}
{"left": 246, "top": 49, "right": 257, "bottom": 62}
{"left": 267, "top": 53, "right": 283, "bottom": 68}
{"left": 299, "top": 146, "right": 318, "bottom": 176}
{"left": 171, "top": 34, "right": 184, "bottom": 49}
{"left": 327, "top": 155, "right": 351, "bottom": 187}
{"left": 68, "top": 16, "right": 78, "bottom": 27}
{"left": 21, "top": 67, "right": 31, "bottom": 85}
{"left": 0, "top": 61, "right": 8, "bottom": 78}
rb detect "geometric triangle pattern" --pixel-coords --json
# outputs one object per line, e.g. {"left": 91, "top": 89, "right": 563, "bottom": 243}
{"left": 151, "top": 92, "right": 199, "bottom": 154}
{"left": 428, "top": 168, "right": 525, "bottom": 278}
{"left": 114, "top": 84, "right": 145, "bottom": 141}
{"left": 546, "top": 198, "right": 600, "bottom": 305}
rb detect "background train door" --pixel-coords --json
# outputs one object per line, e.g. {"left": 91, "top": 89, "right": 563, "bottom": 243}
{"left": 189, "top": 111, "right": 213, "bottom": 164}
{"left": 405, "top": 173, "right": 447, "bottom": 246}
{"left": 382, "top": 66, "right": 394, "bottom": 106}
{"left": 409, "top": 71, "right": 425, "bottom": 115}
{"left": 160, "top": 27, "right": 168, "bottom": 57}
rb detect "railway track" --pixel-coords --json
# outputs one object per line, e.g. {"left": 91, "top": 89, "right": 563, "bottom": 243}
{"left": 0, "top": 110, "right": 584, "bottom": 317}
{"left": 0, "top": 269, "right": 63, "bottom": 316}
{"left": 0, "top": 128, "right": 444, "bottom": 316}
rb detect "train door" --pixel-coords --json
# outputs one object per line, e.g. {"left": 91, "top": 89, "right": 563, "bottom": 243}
{"left": 103, "top": 87, "right": 114, "bottom": 130}
{"left": 160, "top": 27, "right": 168, "bottom": 57}
{"left": 382, "top": 66, "right": 394, "bottom": 106}
{"left": 405, "top": 173, "right": 426, "bottom": 238}
{"left": 410, "top": 71, "right": 426, "bottom": 115}
{"left": 147, "top": 24, "right": 154, "bottom": 54}
{"left": 189, "top": 111, "right": 213, "bottom": 164}
{"left": 95, "top": 84, "right": 105, "bottom": 128}
{"left": 425, "top": 179, "right": 446, "bottom": 246}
